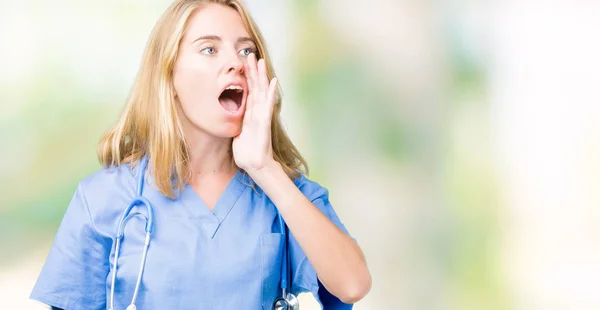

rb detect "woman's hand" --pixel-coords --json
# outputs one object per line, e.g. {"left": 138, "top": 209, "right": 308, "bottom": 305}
{"left": 232, "top": 53, "right": 278, "bottom": 175}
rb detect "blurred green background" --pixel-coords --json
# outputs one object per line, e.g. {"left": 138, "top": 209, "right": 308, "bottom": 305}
{"left": 2, "top": 1, "right": 600, "bottom": 309}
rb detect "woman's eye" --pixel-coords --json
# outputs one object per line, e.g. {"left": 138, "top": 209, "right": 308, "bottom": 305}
{"left": 239, "top": 48, "right": 254, "bottom": 56}
{"left": 200, "top": 47, "right": 216, "bottom": 55}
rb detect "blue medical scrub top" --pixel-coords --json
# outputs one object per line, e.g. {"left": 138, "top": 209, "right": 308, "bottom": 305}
{"left": 30, "top": 162, "right": 354, "bottom": 310}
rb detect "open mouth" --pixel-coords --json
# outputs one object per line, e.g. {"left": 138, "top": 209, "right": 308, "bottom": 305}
{"left": 218, "top": 85, "right": 244, "bottom": 113}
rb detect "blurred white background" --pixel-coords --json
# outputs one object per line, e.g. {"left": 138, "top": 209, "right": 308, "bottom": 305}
{"left": 1, "top": 0, "right": 599, "bottom": 309}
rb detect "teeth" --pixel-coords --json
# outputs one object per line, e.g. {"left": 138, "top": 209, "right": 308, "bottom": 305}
{"left": 225, "top": 85, "right": 243, "bottom": 92}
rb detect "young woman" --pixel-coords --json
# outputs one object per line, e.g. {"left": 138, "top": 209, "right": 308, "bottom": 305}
{"left": 30, "top": 0, "right": 371, "bottom": 309}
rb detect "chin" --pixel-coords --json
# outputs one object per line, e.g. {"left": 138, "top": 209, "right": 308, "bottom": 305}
{"left": 215, "top": 122, "right": 242, "bottom": 138}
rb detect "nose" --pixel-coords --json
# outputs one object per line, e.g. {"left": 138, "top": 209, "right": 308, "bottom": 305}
{"left": 225, "top": 51, "right": 244, "bottom": 75}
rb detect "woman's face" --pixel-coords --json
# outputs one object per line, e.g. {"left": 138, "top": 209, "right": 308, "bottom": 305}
{"left": 173, "top": 4, "right": 255, "bottom": 139}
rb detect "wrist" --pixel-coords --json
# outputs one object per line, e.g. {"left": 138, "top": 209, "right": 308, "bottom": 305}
{"left": 247, "top": 160, "right": 299, "bottom": 211}
{"left": 246, "top": 159, "right": 282, "bottom": 179}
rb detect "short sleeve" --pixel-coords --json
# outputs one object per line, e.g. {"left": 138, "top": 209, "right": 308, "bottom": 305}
{"left": 289, "top": 175, "right": 354, "bottom": 309}
{"left": 30, "top": 182, "right": 112, "bottom": 310}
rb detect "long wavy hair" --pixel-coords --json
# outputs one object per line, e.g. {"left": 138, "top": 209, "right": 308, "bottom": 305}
{"left": 98, "top": 0, "right": 307, "bottom": 198}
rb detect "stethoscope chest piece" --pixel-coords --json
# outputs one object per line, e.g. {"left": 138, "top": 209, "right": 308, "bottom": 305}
{"left": 273, "top": 292, "right": 299, "bottom": 310}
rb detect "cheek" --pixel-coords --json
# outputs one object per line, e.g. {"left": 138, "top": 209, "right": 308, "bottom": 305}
{"left": 173, "top": 60, "right": 215, "bottom": 110}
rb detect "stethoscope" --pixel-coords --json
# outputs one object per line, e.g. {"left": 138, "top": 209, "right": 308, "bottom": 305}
{"left": 109, "top": 157, "right": 299, "bottom": 310}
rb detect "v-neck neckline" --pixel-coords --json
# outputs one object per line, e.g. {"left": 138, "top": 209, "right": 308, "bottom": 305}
{"left": 178, "top": 170, "right": 248, "bottom": 238}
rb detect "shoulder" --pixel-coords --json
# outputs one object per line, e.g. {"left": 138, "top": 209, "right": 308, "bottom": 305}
{"left": 292, "top": 173, "right": 331, "bottom": 204}
{"left": 294, "top": 174, "right": 335, "bottom": 217}
{"left": 72, "top": 163, "right": 139, "bottom": 230}
{"left": 78, "top": 162, "right": 137, "bottom": 195}
{"left": 292, "top": 173, "right": 351, "bottom": 235}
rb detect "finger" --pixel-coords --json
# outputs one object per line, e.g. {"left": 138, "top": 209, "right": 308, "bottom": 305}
{"left": 243, "top": 64, "right": 252, "bottom": 111}
{"left": 245, "top": 54, "right": 259, "bottom": 111}
{"left": 244, "top": 63, "right": 251, "bottom": 90}
{"left": 265, "top": 77, "right": 278, "bottom": 120}
{"left": 243, "top": 105, "right": 252, "bottom": 125}
{"left": 246, "top": 54, "right": 257, "bottom": 91}
{"left": 257, "top": 58, "right": 269, "bottom": 92}
{"left": 250, "top": 53, "right": 260, "bottom": 91}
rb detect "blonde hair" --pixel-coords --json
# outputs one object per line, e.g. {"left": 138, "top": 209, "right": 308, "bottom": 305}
{"left": 98, "top": 0, "right": 307, "bottom": 199}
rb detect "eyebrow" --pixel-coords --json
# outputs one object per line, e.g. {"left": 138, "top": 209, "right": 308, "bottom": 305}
{"left": 192, "top": 35, "right": 255, "bottom": 45}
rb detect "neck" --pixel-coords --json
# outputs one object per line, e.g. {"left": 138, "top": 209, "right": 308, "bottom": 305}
{"left": 185, "top": 132, "right": 237, "bottom": 179}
